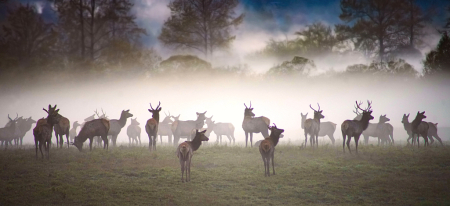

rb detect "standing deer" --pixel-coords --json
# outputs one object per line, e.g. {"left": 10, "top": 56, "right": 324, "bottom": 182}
{"left": 411, "top": 111, "right": 429, "bottom": 148}
{"left": 374, "top": 115, "right": 392, "bottom": 145}
{"left": 0, "top": 114, "right": 20, "bottom": 149}
{"left": 173, "top": 112, "right": 207, "bottom": 146}
{"left": 259, "top": 124, "right": 284, "bottom": 177}
{"left": 341, "top": 101, "right": 374, "bottom": 154}
{"left": 242, "top": 102, "right": 270, "bottom": 147}
{"left": 54, "top": 114, "right": 70, "bottom": 148}
{"left": 15, "top": 117, "right": 36, "bottom": 146}
{"left": 127, "top": 118, "right": 141, "bottom": 145}
{"left": 108, "top": 109, "right": 133, "bottom": 146}
{"left": 72, "top": 118, "right": 110, "bottom": 151}
{"left": 301, "top": 113, "right": 336, "bottom": 145}
{"left": 3, "top": 115, "right": 22, "bottom": 147}
{"left": 146, "top": 102, "right": 162, "bottom": 151}
{"left": 94, "top": 109, "right": 108, "bottom": 146}
{"left": 403, "top": 114, "right": 443, "bottom": 146}
{"left": 205, "top": 116, "right": 235, "bottom": 144}
{"left": 354, "top": 109, "right": 394, "bottom": 145}
{"left": 402, "top": 114, "right": 413, "bottom": 145}
{"left": 176, "top": 129, "right": 209, "bottom": 183}
{"left": 426, "top": 122, "right": 443, "bottom": 146}
{"left": 33, "top": 105, "right": 61, "bottom": 159}
{"left": 158, "top": 112, "right": 174, "bottom": 144}
{"left": 69, "top": 121, "right": 81, "bottom": 142}
{"left": 303, "top": 104, "right": 324, "bottom": 147}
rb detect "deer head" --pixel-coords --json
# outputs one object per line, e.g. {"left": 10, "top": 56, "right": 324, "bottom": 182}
{"left": 27, "top": 117, "right": 37, "bottom": 124}
{"left": 73, "top": 121, "right": 81, "bottom": 127}
{"left": 310, "top": 103, "right": 324, "bottom": 120}
{"left": 401, "top": 113, "right": 410, "bottom": 124}
{"left": 171, "top": 114, "right": 181, "bottom": 121}
{"left": 244, "top": 101, "right": 255, "bottom": 117}
{"left": 379, "top": 115, "right": 390, "bottom": 123}
{"left": 415, "top": 111, "right": 427, "bottom": 121}
{"left": 130, "top": 118, "right": 140, "bottom": 125}
{"left": 193, "top": 129, "right": 209, "bottom": 142}
{"left": 205, "top": 115, "right": 214, "bottom": 124}
{"left": 196, "top": 111, "right": 207, "bottom": 121}
{"left": 148, "top": 102, "right": 162, "bottom": 119}
{"left": 355, "top": 100, "right": 374, "bottom": 121}
{"left": 268, "top": 123, "right": 284, "bottom": 138}
{"left": 300, "top": 113, "right": 308, "bottom": 129}
{"left": 72, "top": 137, "right": 83, "bottom": 151}
{"left": 162, "top": 111, "right": 174, "bottom": 123}
{"left": 43, "top": 104, "right": 60, "bottom": 125}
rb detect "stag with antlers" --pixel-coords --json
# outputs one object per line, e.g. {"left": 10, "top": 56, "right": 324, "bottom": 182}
{"left": 146, "top": 102, "right": 162, "bottom": 151}
{"left": 411, "top": 111, "right": 429, "bottom": 148}
{"left": 177, "top": 129, "right": 209, "bottom": 183}
{"left": 0, "top": 114, "right": 20, "bottom": 149}
{"left": 341, "top": 101, "right": 374, "bottom": 154}
{"left": 301, "top": 113, "right": 336, "bottom": 145}
{"left": 259, "top": 124, "right": 284, "bottom": 177}
{"left": 303, "top": 104, "right": 324, "bottom": 148}
{"left": 72, "top": 118, "right": 110, "bottom": 151}
{"left": 242, "top": 102, "right": 270, "bottom": 147}
{"left": 354, "top": 108, "right": 394, "bottom": 145}
{"left": 33, "top": 105, "right": 61, "bottom": 159}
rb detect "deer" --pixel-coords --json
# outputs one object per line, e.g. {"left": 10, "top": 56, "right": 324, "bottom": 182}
{"left": 69, "top": 121, "right": 82, "bottom": 143}
{"left": 173, "top": 112, "right": 207, "bottom": 146}
{"left": 72, "top": 118, "right": 110, "bottom": 151}
{"left": 0, "top": 114, "right": 20, "bottom": 149}
{"left": 300, "top": 113, "right": 336, "bottom": 145}
{"left": 33, "top": 105, "right": 61, "bottom": 159}
{"left": 3, "top": 115, "right": 22, "bottom": 147}
{"left": 402, "top": 114, "right": 442, "bottom": 146}
{"left": 127, "top": 118, "right": 141, "bottom": 145}
{"left": 373, "top": 115, "right": 392, "bottom": 145}
{"left": 14, "top": 117, "right": 36, "bottom": 146}
{"left": 108, "top": 109, "right": 133, "bottom": 146}
{"left": 53, "top": 114, "right": 70, "bottom": 148}
{"left": 205, "top": 116, "right": 235, "bottom": 144}
{"left": 354, "top": 108, "right": 394, "bottom": 145}
{"left": 158, "top": 112, "right": 174, "bottom": 144}
{"left": 341, "top": 101, "right": 374, "bottom": 154}
{"left": 146, "top": 102, "right": 162, "bottom": 151}
{"left": 411, "top": 111, "right": 429, "bottom": 148}
{"left": 242, "top": 102, "right": 270, "bottom": 147}
{"left": 259, "top": 124, "right": 284, "bottom": 177}
{"left": 176, "top": 129, "right": 209, "bottom": 183}
{"left": 402, "top": 114, "right": 414, "bottom": 145}
{"left": 426, "top": 122, "right": 444, "bottom": 146}
{"left": 303, "top": 104, "right": 325, "bottom": 147}
{"left": 94, "top": 109, "right": 109, "bottom": 146}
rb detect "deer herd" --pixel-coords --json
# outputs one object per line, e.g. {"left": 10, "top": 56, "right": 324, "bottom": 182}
{"left": 0, "top": 100, "right": 445, "bottom": 181}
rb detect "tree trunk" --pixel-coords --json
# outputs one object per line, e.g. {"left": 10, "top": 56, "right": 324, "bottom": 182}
{"left": 80, "top": 0, "right": 85, "bottom": 60}
{"left": 90, "top": 0, "right": 95, "bottom": 61}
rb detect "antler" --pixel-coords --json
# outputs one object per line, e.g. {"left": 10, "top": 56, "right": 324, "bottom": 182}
{"left": 309, "top": 104, "right": 320, "bottom": 112}
{"left": 273, "top": 123, "right": 277, "bottom": 128}
{"left": 355, "top": 100, "right": 372, "bottom": 112}
{"left": 244, "top": 103, "right": 248, "bottom": 109}
{"left": 94, "top": 109, "right": 100, "bottom": 118}
{"left": 101, "top": 108, "right": 107, "bottom": 118}
{"left": 150, "top": 101, "right": 161, "bottom": 110}
{"left": 317, "top": 103, "right": 321, "bottom": 112}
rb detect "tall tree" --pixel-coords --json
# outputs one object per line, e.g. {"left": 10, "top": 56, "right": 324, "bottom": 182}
{"left": 159, "top": 0, "right": 244, "bottom": 59}
{"left": 294, "top": 22, "right": 339, "bottom": 56}
{"left": 423, "top": 32, "right": 450, "bottom": 75}
{"left": 339, "top": 0, "right": 408, "bottom": 61}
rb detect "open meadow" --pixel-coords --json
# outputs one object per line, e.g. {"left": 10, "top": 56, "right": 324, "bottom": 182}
{"left": 1, "top": 142, "right": 450, "bottom": 206}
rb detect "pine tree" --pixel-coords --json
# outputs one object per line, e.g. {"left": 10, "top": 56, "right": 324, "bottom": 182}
{"left": 424, "top": 32, "right": 450, "bottom": 75}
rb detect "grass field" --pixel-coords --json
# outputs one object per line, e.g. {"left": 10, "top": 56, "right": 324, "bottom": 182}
{"left": 1, "top": 142, "right": 450, "bottom": 206}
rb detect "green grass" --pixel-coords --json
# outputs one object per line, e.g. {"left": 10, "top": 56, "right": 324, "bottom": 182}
{"left": 1, "top": 143, "right": 450, "bottom": 205}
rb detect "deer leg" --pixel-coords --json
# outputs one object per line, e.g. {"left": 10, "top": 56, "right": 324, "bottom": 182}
{"left": 428, "top": 135, "right": 434, "bottom": 145}
{"left": 433, "top": 135, "right": 444, "bottom": 146}
{"left": 329, "top": 134, "right": 335, "bottom": 145}
{"left": 342, "top": 134, "right": 346, "bottom": 153}
{"left": 272, "top": 153, "right": 275, "bottom": 175}
{"left": 262, "top": 156, "right": 267, "bottom": 176}
{"left": 304, "top": 132, "right": 308, "bottom": 148}
{"left": 245, "top": 132, "right": 248, "bottom": 147}
{"left": 346, "top": 136, "right": 352, "bottom": 154}
{"left": 149, "top": 137, "right": 152, "bottom": 151}
{"left": 266, "top": 157, "right": 270, "bottom": 177}
{"left": 355, "top": 135, "right": 361, "bottom": 154}
{"left": 364, "top": 135, "right": 369, "bottom": 145}
{"left": 250, "top": 133, "right": 253, "bottom": 147}
{"left": 180, "top": 159, "right": 185, "bottom": 183}
{"left": 89, "top": 138, "right": 93, "bottom": 151}
{"left": 168, "top": 134, "right": 172, "bottom": 144}
{"left": 138, "top": 134, "right": 141, "bottom": 145}
{"left": 216, "top": 134, "right": 220, "bottom": 143}
{"left": 153, "top": 136, "right": 157, "bottom": 151}
{"left": 315, "top": 134, "right": 319, "bottom": 148}
{"left": 35, "top": 140, "right": 39, "bottom": 160}
{"left": 187, "top": 155, "right": 191, "bottom": 182}
{"left": 60, "top": 135, "right": 64, "bottom": 148}
{"left": 46, "top": 141, "right": 50, "bottom": 160}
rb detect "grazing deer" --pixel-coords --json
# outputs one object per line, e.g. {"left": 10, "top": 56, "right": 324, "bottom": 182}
{"left": 205, "top": 116, "right": 235, "bottom": 144}
{"left": 242, "top": 102, "right": 270, "bottom": 147}
{"left": 108, "top": 109, "right": 133, "bottom": 146}
{"left": 158, "top": 112, "right": 174, "bottom": 144}
{"left": 173, "top": 112, "right": 207, "bottom": 146}
{"left": 259, "top": 124, "right": 284, "bottom": 177}
{"left": 72, "top": 118, "right": 110, "bottom": 151}
{"left": 94, "top": 109, "right": 109, "bottom": 146}
{"left": 146, "top": 102, "right": 162, "bottom": 151}
{"left": 33, "top": 105, "right": 61, "bottom": 159}
{"left": 69, "top": 121, "right": 82, "bottom": 142}
{"left": 176, "top": 129, "right": 209, "bottom": 183}
{"left": 0, "top": 114, "right": 20, "bottom": 149}
{"left": 301, "top": 113, "right": 336, "bottom": 145}
{"left": 127, "top": 118, "right": 141, "bottom": 145}
{"left": 411, "top": 111, "right": 429, "bottom": 148}
{"left": 354, "top": 109, "right": 394, "bottom": 145}
{"left": 341, "top": 101, "right": 374, "bottom": 154}
{"left": 54, "top": 115, "right": 70, "bottom": 148}
{"left": 303, "top": 104, "right": 325, "bottom": 147}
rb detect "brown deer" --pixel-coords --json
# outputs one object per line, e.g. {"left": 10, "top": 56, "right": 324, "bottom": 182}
{"left": 146, "top": 102, "right": 162, "bottom": 151}
{"left": 69, "top": 121, "right": 81, "bottom": 143}
{"left": 303, "top": 104, "right": 324, "bottom": 147}
{"left": 242, "top": 102, "right": 270, "bottom": 147}
{"left": 127, "top": 118, "right": 141, "bottom": 145}
{"left": 72, "top": 118, "right": 110, "bottom": 151}
{"left": 176, "top": 129, "right": 209, "bottom": 183}
{"left": 205, "top": 116, "right": 235, "bottom": 144}
{"left": 411, "top": 111, "right": 429, "bottom": 148}
{"left": 158, "top": 112, "right": 174, "bottom": 144}
{"left": 93, "top": 109, "right": 108, "bottom": 146}
{"left": 54, "top": 114, "right": 70, "bottom": 148}
{"left": 403, "top": 114, "right": 443, "bottom": 146}
{"left": 33, "top": 105, "right": 61, "bottom": 159}
{"left": 173, "top": 112, "right": 207, "bottom": 146}
{"left": 108, "top": 109, "right": 133, "bottom": 146}
{"left": 0, "top": 114, "right": 20, "bottom": 149}
{"left": 341, "top": 101, "right": 374, "bottom": 154}
{"left": 354, "top": 109, "right": 394, "bottom": 145}
{"left": 259, "top": 124, "right": 284, "bottom": 177}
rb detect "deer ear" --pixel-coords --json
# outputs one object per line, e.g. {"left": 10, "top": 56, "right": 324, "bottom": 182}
{"left": 158, "top": 107, "right": 162, "bottom": 111}
{"left": 200, "top": 130, "right": 207, "bottom": 134}
{"left": 148, "top": 109, "right": 152, "bottom": 112}
{"left": 196, "top": 112, "right": 199, "bottom": 115}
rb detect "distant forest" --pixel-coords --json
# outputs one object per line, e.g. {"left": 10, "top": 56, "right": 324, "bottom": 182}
{"left": 1, "top": 0, "right": 450, "bottom": 85}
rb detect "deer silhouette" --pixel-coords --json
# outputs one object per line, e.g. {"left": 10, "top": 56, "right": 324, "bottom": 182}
{"left": 72, "top": 118, "right": 110, "bottom": 151}
{"left": 301, "top": 113, "right": 336, "bottom": 145}
{"left": 173, "top": 112, "right": 207, "bottom": 146}
{"left": 341, "top": 101, "right": 374, "bottom": 154}
{"left": 54, "top": 115, "right": 70, "bottom": 148}
{"left": 242, "top": 102, "right": 270, "bottom": 147}
{"left": 374, "top": 115, "right": 392, "bottom": 145}
{"left": 303, "top": 104, "right": 324, "bottom": 147}
{"left": 176, "top": 129, "right": 209, "bottom": 183}
{"left": 354, "top": 108, "right": 394, "bottom": 145}
{"left": 411, "top": 111, "right": 429, "bottom": 148}
{"left": 0, "top": 114, "right": 20, "bottom": 149}
{"left": 127, "top": 118, "right": 141, "bottom": 145}
{"left": 259, "top": 124, "right": 284, "bottom": 177}
{"left": 108, "top": 110, "right": 133, "bottom": 146}
{"left": 205, "top": 116, "right": 235, "bottom": 144}
{"left": 158, "top": 112, "right": 174, "bottom": 144}
{"left": 69, "top": 121, "right": 82, "bottom": 143}
{"left": 146, "top": 102, "right": 162, "bottom": 151}
{"left": 33, "top": 105, "right": 61, "bottom": 159}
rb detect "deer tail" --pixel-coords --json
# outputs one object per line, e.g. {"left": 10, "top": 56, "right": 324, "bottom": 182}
{"left": 262, "top": 117, "right": 270, "bottom": 126}
{"left": 261, "top": 141, "right": 271, "bottom": 152}
{"left": 341, "top": 121, "right": 350, "bottom": 132}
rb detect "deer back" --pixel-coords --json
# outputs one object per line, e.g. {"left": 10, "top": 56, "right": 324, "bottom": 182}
{"left": 318, "top": 121, "right": 336, "bottom": 136}
{"left": 213, "top": 123, "right": 235, "bottom": 135}
{"left": 243, "top": 116, "right": 270, "bottom": 132}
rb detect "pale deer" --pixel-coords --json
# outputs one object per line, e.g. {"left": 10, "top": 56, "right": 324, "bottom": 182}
{"left": 158, "top": 112, "right": 174, "bottom": 144}
{"left": 173, "top": 112, "right": 207, "bottom": 146}
{"left": 127, "top": 118, "right": 141, "bottom": 145}
{"left": 301, "top": 113, "right": 336, "bottom": 145}
{"left": 0, "top": 114, "right": 20, "bottom": 149}
{"left": 341, "top": 101, "right": 374, "bottom": 154}
{"left": 402, "top": 114, "right": 413, "bottom": 144}
{"left": 354, "top": 109, "right": 394, "bottom": 145}
{"left": 108, "top": 109, "right": 133, "bottom": 146}
{"left": 411, "top": 111, "right": 429, "bottom": 148}
{"left": 242, "top": 102, "right": 270, "bottom": 147}
{"left": 303, "top": 104, "right": 325, "bottom": 147}
{"left": 72, "top": 118, "right": 110, "bottom": 151}
{"left": 54, "top": 115, "right": 70, "bottom": 148}
{"left": 426, "top": 122, "right": 443, "bottom": 146}
{"left": 15, "top": 117, "right": 36, "bottom": 146}
{"left": 3, "top": 115, "right": 22, "bottom": 147}
{"left": 403, "top": 114, "right": 443, "bottom": 146}
{"left": 205, "top": 116, "right": 235, "bottom": 144}
{"left": 374, "top": 115, "right": 392, "bottom": 145}
{"left": 176, "top": 129, "right": 209, "bottom": 183}
{"left": 259, "top": 124, "right": 284, "bottom": 177}
{"left": 33, "top": 105, "right": 61, "bottom": 159}
{"left": 69, "top": 121, "right": 81, "bottom": 142}
{"left": 146, "top": 102, "right": 162, "bottom": 151}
